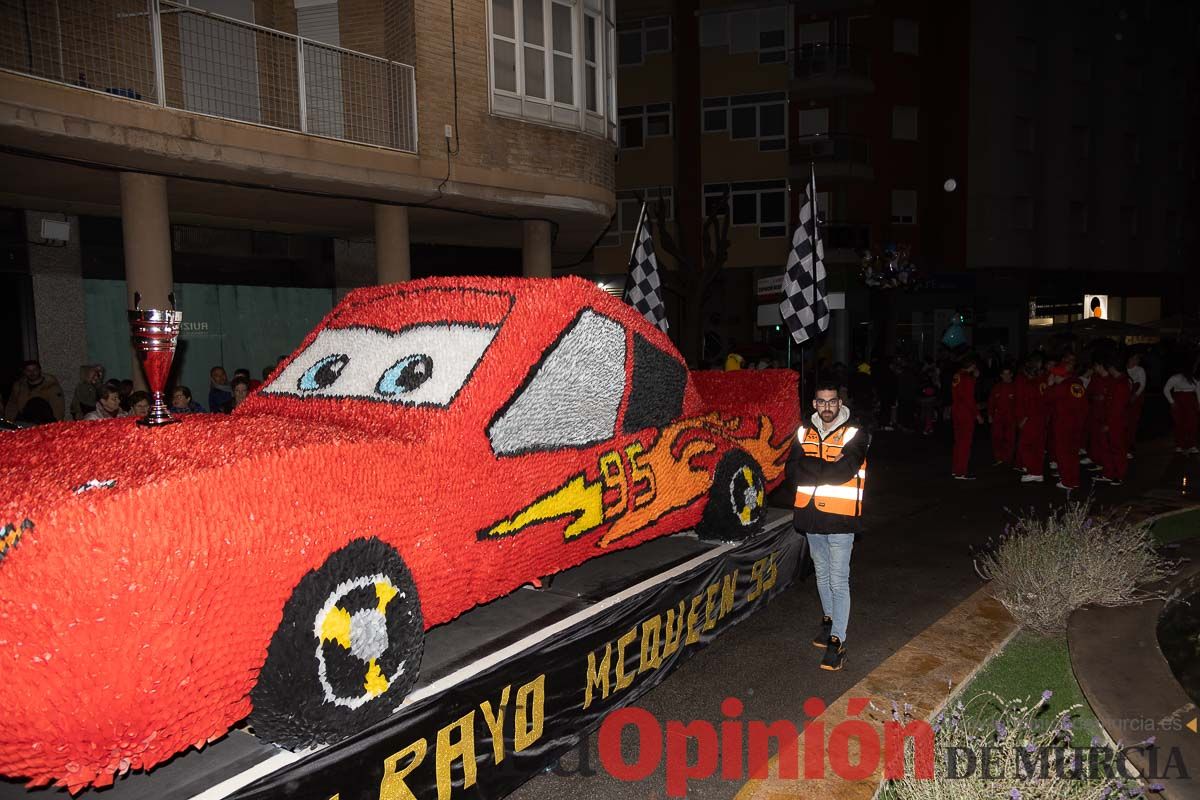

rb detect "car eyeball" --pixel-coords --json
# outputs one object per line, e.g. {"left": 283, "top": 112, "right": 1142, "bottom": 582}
{"left": 376, "top": 354, "right": 433, "bottom": 397}
{"left": 298, "top": 353, "right": 350, "bottom": 392}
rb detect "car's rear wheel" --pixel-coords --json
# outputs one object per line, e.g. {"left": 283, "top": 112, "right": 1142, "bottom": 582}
{"left": 696, "top": 449, "right": 767, "bottom": 542}
{"left": 249, "top": 537, "right": 424, "bottom": 749}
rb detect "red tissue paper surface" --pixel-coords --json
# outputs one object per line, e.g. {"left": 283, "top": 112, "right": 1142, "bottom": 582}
{"left": 0, "top": 276, "right": 797, "bottom": 791}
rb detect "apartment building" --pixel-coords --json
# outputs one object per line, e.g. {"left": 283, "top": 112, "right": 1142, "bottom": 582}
{"left": 966, "top": 0, "right": 1199, "bottom": 342}
{"left": 582, "top": 0, "right": 963, "bottom": 364}
{"left": 0, "top": 0, "right": 619, "bottom": 399}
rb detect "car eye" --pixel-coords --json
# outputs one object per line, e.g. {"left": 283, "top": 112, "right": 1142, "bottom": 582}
{"left": 298, "top": 354, "right": 350, "bottom": 391}
{"left": 376, "top": 354, "right": 433, "bottom": 397}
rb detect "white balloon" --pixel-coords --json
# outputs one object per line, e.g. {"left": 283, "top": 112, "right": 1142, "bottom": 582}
{"left": 943, "top": 179, "right": 958, "bottom": 192}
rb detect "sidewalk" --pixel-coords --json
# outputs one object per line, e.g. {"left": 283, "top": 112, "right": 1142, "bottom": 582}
{"left": 511, "top": 432, "right": 1185, "bottom": 800}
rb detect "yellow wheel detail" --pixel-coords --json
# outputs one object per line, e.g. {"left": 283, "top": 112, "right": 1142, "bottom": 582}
{"left": 364, "top": 660, "right": 389, "bottom": 696}
{"left": 320, "top": 606, "right": 352, "bottom": 649}
{"left": 375, "top": 580, "right": 399, "bottom": 613}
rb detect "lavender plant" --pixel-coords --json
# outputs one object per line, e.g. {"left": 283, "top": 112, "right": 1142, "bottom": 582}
{"left": 977, "top": 501, "right": 1170, "bottom": 635}
{"left": 887, "top": 691, "right": 1163, "bottom": 800}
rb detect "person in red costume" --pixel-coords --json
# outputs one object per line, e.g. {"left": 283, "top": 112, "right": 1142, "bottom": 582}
{"left": 1096, "top": 354, "right": 1131, "bottom": 486}
{"left": 1084, "top": 362, "right": 1111, "bottom": 471}
{"left": 1163, "top": 363, "right": 1200, "bottom": 454}
{"left": 951, "top": 357, "right": 983, "bottom": 479}
{"left": 988, "top": 365, "right": 1018, "bottom": 466}
{"left": 1016, "top": 356, "right": 1047, "bottom": 483}
{"left": 1125, "top": 351, "right": 1146, "bottom": 458}
{"left": 1047, "top": 364, "right": 1087, "bottom": 490}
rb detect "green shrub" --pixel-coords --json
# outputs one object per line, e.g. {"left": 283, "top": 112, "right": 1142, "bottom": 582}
{"left": 976, "top": 501, "right": 1170, "bottom": 635}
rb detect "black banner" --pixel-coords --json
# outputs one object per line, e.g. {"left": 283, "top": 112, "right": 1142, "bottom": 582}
{"left": 229, "top": 523, "right": 804, "bottom": 800}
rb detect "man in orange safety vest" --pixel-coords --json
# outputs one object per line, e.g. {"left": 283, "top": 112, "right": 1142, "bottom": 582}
{"left": 787, "top": 380, "right": 872, "bottom": 672}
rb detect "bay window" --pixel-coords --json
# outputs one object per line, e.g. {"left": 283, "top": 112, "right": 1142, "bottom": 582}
{"left": 490, "top": 0, "right": 618, "bottom": 140}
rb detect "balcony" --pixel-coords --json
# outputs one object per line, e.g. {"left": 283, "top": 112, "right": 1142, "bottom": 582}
{"left": 820, "top": 221, "right": 870, "bottom": 263}
{"left": 790, "top": 133, "right": 873, "bottom": 181}
{"left": 790, "top": 44, "right": 873, "bottom": 97}
{"left": 0, "top": 0, "right": 416, "bottom": 153}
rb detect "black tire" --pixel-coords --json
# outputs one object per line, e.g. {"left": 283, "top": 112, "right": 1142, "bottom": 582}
{"left": 696, "top": 449, "right": 767, "bottom": 542}
{"left": 249, "top": 537, "right": 424, "bottom": 750}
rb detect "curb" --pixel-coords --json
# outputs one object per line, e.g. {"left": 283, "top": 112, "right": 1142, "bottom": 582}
{"left": 734, "top": 585, "right": 1019, "bottom": 800}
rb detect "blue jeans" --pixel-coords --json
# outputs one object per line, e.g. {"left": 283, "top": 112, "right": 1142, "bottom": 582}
{"left": 805, "top": 532, "right": 854, "bottom": 641}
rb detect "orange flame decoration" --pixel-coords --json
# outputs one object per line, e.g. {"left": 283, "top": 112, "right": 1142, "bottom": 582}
{"left": 481, "top": 413, "right": 790, "bottom": 548}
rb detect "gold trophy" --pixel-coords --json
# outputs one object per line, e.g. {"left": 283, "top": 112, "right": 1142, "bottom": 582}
{"left": 128, "top": 292, "right": 183, "bottom": 426}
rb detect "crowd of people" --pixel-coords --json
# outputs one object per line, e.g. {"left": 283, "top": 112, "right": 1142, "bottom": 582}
{"left": 2, "top": 358, "right": 285, "bottom": 426}
{"left": 814, "top": 343, "right": 1199, "bottom": 490}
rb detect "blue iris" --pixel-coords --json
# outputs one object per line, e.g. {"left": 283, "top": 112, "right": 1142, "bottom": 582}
{"left": 376, "top": 354, "right": 432, "bottom": 397}
{"left": 298, "top": 353, "right": 349, "bottom": 391}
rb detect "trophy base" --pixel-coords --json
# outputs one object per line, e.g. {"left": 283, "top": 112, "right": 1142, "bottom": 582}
{"left": 137, "top": 415, "right": 181, "bottom": 427}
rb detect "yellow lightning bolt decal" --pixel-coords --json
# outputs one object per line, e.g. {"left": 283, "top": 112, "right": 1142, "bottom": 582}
{"left": 481, "top": 474, "right": 604, "bottom": 540}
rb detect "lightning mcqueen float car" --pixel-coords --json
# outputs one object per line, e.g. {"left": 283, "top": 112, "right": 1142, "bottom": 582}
{"left": 0, "top": 276, "right": 798, "bottom": 791}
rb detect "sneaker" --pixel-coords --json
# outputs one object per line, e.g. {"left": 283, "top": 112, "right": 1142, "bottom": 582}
{"left": 820, "top": 636, "right": 846, "bottom": 671}
{"left": 1109, "top": 480, "right": 1123, "bottom": 486}
{"left": 1126, "top": 453, "right": 1134, "bottom": 460}
{"left": 1049, "top": 461, "right": 1058, "bottom": 470}
{"left": 1086, "top": 463, "right": 1103, "bottom": 472}
{"left": 1015, "top": 466, "right": 1028, "bottom": 473}
{"left": 1189, "top": 448, "right": 1199, "bottom": 455}
{"left": 812, "top": 616, "right": 832, "bottom": 649}
{"left": 1176, "top": 448, "right": 1186, "bottom": 454}
{"left": 953, "top": 474, "right": 977, "bottom": 481}
{"left": 1055, "top": 481, "right": 1075, "bottom": 490}
{"left": 1020, "top": 474, "right": 1044, "bottom": 483}
{"left": 1080, "top": 457, "right": 1093, "bottom": 466}
{"left": 1093, "top": 475, "right": 1113, "bottom": 484}
{"left": 993, "top": 460, "right": 1006, "bottom": 467}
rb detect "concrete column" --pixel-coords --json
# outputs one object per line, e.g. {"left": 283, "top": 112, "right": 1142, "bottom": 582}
{"left": 522, "top": 219, "right": 553, "bottom": 277}
{"left": 24, "top": 211, "right": 86, "bottom": 418}
{"left": 374, "top": 204, "right": 411, "bottom": 284}
{"left": 119, "top": 172, "right": 174, "bottom": 390}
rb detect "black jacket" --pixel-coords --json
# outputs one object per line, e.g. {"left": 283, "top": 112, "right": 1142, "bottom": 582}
{"left": 786, "top": 413, "right": 872, "bottom": 534}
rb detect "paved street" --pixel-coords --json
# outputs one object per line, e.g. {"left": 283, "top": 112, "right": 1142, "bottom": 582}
{"left": 512, "top": 416, "right": 1188, "bottom": 800}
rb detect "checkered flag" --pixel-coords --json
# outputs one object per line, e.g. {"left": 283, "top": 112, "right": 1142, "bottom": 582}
{"left": 779, "top": 167, "right": 829, "bottom": 344}
{"left": 624, "top": 203, "right": 669, "bottom": 332}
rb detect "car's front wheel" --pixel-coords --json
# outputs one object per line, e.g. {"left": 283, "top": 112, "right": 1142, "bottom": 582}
{"left": 696, "top": 449, "right": 767, "bottom": 542}
{"left": 249, "top": 537, "right": 424, "bottom": 749}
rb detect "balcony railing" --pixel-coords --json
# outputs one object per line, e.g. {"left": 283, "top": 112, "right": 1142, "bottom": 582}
{"left": 791, "top": 43, "right": 871, "bottom": 83}
{"left": 792, "top": 133, "right": 871, "bottom": 166}
{"left": 0, "top": 0, "right": 417, "bottom": 153}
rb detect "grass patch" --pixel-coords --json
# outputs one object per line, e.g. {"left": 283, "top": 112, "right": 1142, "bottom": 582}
{"left": 957, "top": 630, "right": 1101, "bottom": 748}
{"left": 1151, "top": 508, "right": 1200, "bottom": 545}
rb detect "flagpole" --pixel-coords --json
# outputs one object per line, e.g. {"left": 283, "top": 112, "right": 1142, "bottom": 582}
{"left": 810, "top": 161, "right": 821, "bottom": 391}
{"left": 627, "top": 200, "right": 648, "bottom": 270}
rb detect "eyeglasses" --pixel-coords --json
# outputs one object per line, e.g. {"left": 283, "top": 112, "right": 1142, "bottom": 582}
{"left": 814, "top": 398, "right": 841, "bottom": 408}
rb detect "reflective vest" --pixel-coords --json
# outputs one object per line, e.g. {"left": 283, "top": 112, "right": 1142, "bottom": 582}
{"left": 794, "top": 423, "right": 867, "bottom": 517}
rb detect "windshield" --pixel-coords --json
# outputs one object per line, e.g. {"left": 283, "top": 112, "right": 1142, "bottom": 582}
{"left": 262, "top": 323, "right": 499, "bottom": 407}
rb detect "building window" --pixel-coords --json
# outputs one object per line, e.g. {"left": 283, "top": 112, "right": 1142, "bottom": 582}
{"left": 618, "top": 103, "right": 671, "bottom": 148}
{"left": 727, "top": 92, "right": 786, "bottom": 151}
{"left": 700, "top": 13, "right": 727, "bottom": 47}
{"left": 1014, "top": 116, "right": 1035, "bottom": 153}
{"left": 703, "top": 9, "right": 788, "bottom": 62}
{"left": 702, "top": 97, "right": 728, "bottom": 132}
{"left": 756, "top": 6, "right": 786, "bottom": 64}
{"left": 893, "top": 19, "right": 919, "bottom": 54}
{"left": 489, "top": 0, "right": 617, "bottom": 139}
{"left": 892, "top": 105, "right": 918, "bottom": 140}
{"left": 1012, "top": 196, "right": 1033, "bottom": 230}
{"left": 617, "top": 15, "right": 670, "bottom": 65}
{"left": 598, "top": 187, "right": 673, "bottom": 247}
{"left": 891, "top": 189, "right": 917, "bottom": 224}
{"left": 704, "top": 180, "right": 787, "bottom": 238}
{"left": 1070, "top": 201, "right": 1089, "bottom": 233}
